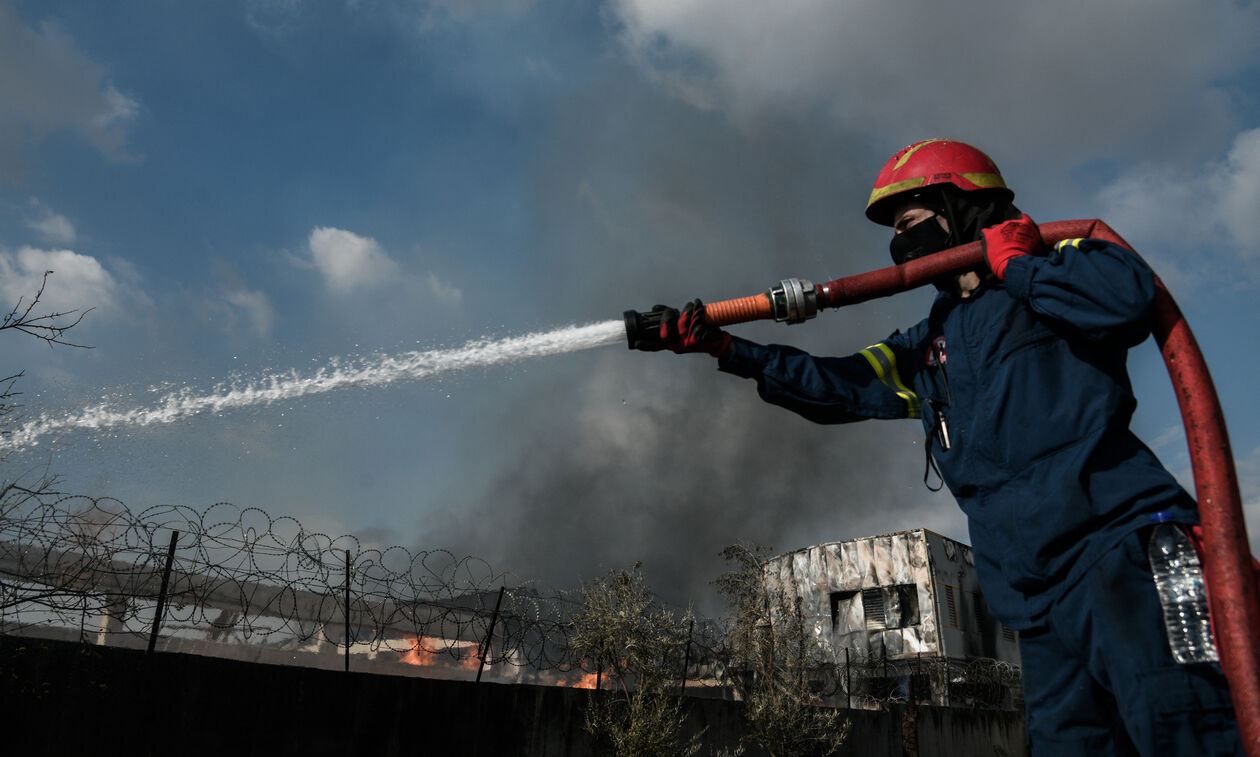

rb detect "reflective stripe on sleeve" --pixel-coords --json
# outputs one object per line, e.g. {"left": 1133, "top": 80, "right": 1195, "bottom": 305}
{"left": 1054, "top": 238, "right": 1085, "bottom": 252}
{"left": 859, "top": 342, "right": 921, "bottom": 419}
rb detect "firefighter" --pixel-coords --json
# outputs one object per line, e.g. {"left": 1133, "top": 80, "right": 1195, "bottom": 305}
{"left": 638, "top": 139, "right": 1243, "bottom": 755}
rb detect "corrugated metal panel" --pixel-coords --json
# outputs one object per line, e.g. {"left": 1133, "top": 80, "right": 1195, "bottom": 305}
{"left": 765, "top": 529, "right": 1019, "bottom": 667}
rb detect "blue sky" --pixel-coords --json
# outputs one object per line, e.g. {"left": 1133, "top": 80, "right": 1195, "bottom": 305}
{"left": 3, "top": 0, "right": 1260, "bottom": 610}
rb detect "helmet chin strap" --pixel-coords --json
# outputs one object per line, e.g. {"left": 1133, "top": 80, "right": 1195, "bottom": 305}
{"left": 929, "top": 187, "right": 1015, "bottom": 294}
{"left": 936, "top": 187, "right": 962, "bottom": 248}
{"left": 936, "top": 185, "right": 1023, "bottom": 245}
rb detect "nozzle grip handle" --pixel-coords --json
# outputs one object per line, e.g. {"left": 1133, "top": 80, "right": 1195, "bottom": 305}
{"left": 625, "top": 294, "right": 775, "bottom": 349}
{"left": 701, "top": 293, "right": 774, "bottom": 327}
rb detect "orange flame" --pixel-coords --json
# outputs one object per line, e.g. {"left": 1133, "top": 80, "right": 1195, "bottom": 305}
{"left": 400, "top": 635, "right": 481, "bottom": 671}
{"left": 553, "top": 659, "right": 606, "bottom": 689}
{"left": 551, "top": 669, "right": 600, "bottom": 689}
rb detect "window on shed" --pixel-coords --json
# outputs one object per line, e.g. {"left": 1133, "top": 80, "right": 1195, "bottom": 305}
{"left": 972, "top": 592, "right": 988, "bottom": 631}
{"left": 830, "top": 590, "right": 859, "bottom": 633}
{"left": 862, "top": 588, "right": 885, "bottom": 631}
{"left": 861, "top": 584, "right": 920, "bottom": 631}
{"left": 943, "top": 584, "right": 959, "bottom": 628}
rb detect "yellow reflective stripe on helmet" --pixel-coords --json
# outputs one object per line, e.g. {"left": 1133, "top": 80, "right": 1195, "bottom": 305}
{"left": 868, "top": 172, "right": 1006, "bottom": 210}
{"left": 867, "top": 177, "right": 927, "bottom": 208}
{"left": 893, "top": 138, "right": 948, "bottom": 170}
{"left": 1054, "top": 238, "right": 1084, "bottom": 252}
{"left": 958, "top": 172, "right": 1007, "bottom": 189}
{"left": 859, "top": 343, "right": 921, "bottom": 419}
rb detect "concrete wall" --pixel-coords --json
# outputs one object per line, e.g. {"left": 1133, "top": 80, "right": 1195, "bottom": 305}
{"left": 1, "top": 636, "right": 1025, "bottom": 756}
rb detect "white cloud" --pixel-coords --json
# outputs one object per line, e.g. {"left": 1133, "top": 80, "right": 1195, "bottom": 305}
{"left": 302, "top": 227, "right": 464, "bottom": 306}
{"left": 611, "top": 0, "right": 1260, "bottom": 160}
{"left": 306, "top": 227, "right": 399, "bottom": 292}
{"left": 1217, "top": 130, "right": 1260, "bottom": 257}
{"left": 93, "top": 83, "right": 142, "bottom": 132}
{"left": 0, "top": 246, "right": 121, "bottom": 317}
{"left": 1096, "top": 127, "right": 1260, "bottom": 290}
{"left": 0, "top": 1, "right": 141, "bottom": 170}
{"left": 25, "top": 199, "right": 76, "bottom": 245}
{"left": 194, "top": 260, "right": 274, "bottom": 339}
{"left": 423, "top": 272, "right": 462, "bottom": 307}
{"left": 223, "top": 287, "right": 276, "bottom": 338}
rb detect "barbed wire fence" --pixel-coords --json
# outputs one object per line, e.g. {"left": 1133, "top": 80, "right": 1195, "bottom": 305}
{"left": 0, "top": 493, "right": 724, "bottom": 686}
{"left": 0, "top": 493, "right": 1020, "bottom": 708}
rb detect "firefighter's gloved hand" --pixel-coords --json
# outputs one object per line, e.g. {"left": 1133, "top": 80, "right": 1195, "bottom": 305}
{"left": 983, "top": 214, "right": 1045, "bottom": 280}
{"left": 661, "top": 299, "right": 732, "bottom": 357}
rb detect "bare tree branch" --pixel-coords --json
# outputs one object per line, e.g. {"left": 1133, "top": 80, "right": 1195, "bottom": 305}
{"left": 0, "top": 458, "right": 64, "bottom": 502}
{"left": 0, "top": 371, "right": 22, "bottom": 417}
{"left": 1, "top": 271, "right": 94, "bottom": 349}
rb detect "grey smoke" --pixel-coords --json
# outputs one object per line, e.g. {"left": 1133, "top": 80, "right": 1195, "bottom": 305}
{"left": 418, "top": 67, "right": 958, "bottom": 613}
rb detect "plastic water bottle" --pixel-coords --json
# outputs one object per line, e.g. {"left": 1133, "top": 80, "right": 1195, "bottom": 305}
{"left": 1147, "top": 522, "right": 1219, "bottom": 664}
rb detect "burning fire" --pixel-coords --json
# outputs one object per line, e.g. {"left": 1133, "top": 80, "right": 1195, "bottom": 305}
{"left": 399, "top": 635, "right": 481, "bottom": 672}
{"left": 553, "top": 660, "right": 606, "bottom": 690}
{"left": 398, "top": 641, "right": 620, "bottom": 691}
{"left": 564, "top": 671, "right": 601, "bottom": 690}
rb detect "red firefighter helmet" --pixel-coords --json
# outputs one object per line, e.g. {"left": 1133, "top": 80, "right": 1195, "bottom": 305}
{"left": 865, "top": 139, "right": 1013, "bottom": 226}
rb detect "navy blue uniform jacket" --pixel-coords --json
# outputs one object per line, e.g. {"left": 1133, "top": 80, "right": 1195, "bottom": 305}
{"left": 718, "top": 238, "right": 1196, "bottom": 628}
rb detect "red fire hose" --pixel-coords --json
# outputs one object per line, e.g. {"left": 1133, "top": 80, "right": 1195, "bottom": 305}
{"left": 662, "top": 219, "right": 1260, "bottom": 752}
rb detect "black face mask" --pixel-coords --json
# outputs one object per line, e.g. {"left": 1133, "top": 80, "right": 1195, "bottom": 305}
{"left": 889, "top": 215, "right": 953, "bottom": 265}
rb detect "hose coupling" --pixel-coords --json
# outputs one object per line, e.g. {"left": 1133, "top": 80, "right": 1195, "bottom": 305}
{"left": 768, "top": 278, "right": 818, "bottom": 324}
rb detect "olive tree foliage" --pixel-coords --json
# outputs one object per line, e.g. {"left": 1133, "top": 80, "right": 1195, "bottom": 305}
{"left": 567, "top": 563, "right": 704, "bottom": 757}
{"left": 714, "top": 543, "right": 850, "bottom": 757}
{"left": 1, "top": 271, "right": 91, "bottom": 494}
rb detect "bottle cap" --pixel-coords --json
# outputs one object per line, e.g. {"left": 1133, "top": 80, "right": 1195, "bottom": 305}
{"left": 1149, "top": 510, "right": 1175, "bottom": 523}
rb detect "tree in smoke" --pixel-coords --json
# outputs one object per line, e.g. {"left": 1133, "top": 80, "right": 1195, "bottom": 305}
{"left": 567, "top": 563, "right": 703, "bottom": 757}
{"left": 714, "top": 543, "right": 850, "bottom": 757}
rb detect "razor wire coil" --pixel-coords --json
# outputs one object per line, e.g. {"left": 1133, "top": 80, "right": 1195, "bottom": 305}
{"left": 0, "top": 493, "right": 1020, "bottom": 706}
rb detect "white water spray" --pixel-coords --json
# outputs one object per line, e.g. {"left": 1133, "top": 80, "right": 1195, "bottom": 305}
{"left": 1, "top": 320, "right": 627, "bottom": 452}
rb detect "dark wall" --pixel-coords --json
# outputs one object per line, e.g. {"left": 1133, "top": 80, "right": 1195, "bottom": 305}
{"left": 1, "top": 637, "right": 1024, "bottom": 756}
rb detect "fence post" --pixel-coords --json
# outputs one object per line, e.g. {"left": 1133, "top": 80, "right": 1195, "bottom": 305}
{"left": 845, "top": 647, "right": 851, "bottom": 709}
{"left": 913, "top": 652, "right": 920, "bottom": 703}
{"left": 344, "top": 550, "right": 351, "bottom": 673}
{"left": 679, "top": 618, "right": 694, "bottom": 698}
{"left": 476, "top": 586, "right": 505, "bottom": 683}
{"left": 147, "top": 530, "right": 179, "bottom": 654}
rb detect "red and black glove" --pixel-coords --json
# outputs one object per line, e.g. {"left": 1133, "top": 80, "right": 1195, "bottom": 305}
{"left": 660, "top": 299, "right": 732, "bottom": 357}
{"left": 982, "top": 214, "right": 1045, "bottom": 280}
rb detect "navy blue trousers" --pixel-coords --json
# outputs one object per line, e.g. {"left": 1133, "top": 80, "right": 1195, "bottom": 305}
{"left": 1018, "top": 528, "right": 1242, "bottom": 755}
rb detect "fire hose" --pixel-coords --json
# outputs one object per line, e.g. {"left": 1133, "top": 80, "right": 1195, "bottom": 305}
{"left": 625, "top": 219, "right": 1260, "bottom": 752}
